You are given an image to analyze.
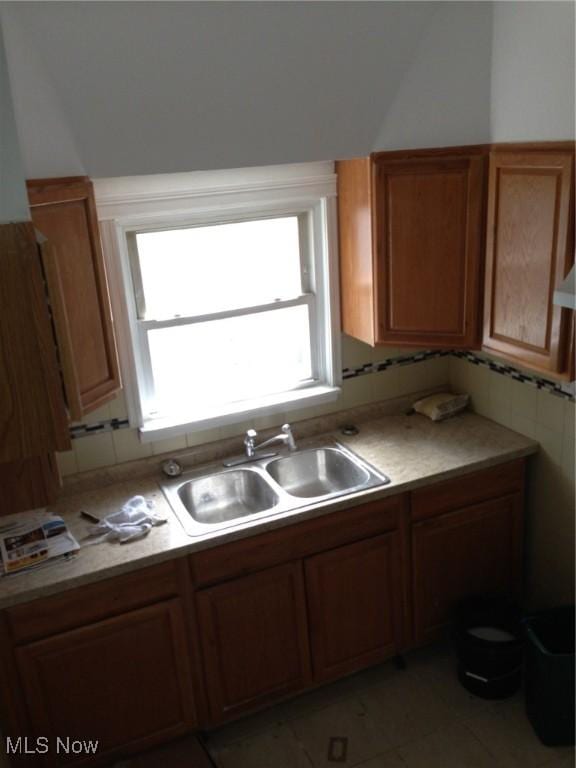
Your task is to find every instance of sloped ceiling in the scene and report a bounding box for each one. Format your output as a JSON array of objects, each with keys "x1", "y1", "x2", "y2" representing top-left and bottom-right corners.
[{"x1": 1, "y1": 1, "x2": 438, "y2": 177}]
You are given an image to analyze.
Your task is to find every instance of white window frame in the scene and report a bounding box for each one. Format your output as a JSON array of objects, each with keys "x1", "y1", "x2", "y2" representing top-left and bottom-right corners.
[{"x1": 96, "y1": 162, "x2": 341, "y2": 442}]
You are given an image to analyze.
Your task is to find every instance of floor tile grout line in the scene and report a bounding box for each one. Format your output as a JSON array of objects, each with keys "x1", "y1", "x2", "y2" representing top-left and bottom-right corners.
[{"x1": 283, "y1": 718, "x2": 316, "y2": 768}]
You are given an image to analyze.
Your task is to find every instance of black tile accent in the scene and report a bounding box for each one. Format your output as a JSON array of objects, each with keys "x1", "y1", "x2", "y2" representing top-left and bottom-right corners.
[{"x1": 70, "y1": 418, "x2": 130, "y2": 439}]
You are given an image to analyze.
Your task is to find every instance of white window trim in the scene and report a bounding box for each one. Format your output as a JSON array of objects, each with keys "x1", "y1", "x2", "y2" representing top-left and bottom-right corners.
[{"x1": 96, "y1": 162, "x2": 341, "y2": 443}]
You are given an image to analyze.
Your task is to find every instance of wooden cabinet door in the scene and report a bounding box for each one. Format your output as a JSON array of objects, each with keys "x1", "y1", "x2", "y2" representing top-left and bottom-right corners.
[
  {"x1": 0, "y1": 223, "x2": 69, "y2": 464},
  {"x1": 412, "y1": 494, "x2": 523, "y2": 646},
  {"x1": 0, "y1": 454, "x2": 61, "y2": 516},
  {"x1": 16, "y1": 599, "x2": 197, "y2": 766},
  {"x1": 27, "y1": 177, "x2": 121, "y2": 419},
  {"x1": 373, "y1": 152, "x2": 485, "y2": 348},
  {"x1": 305, "y1": 533, "x2": 402, "y2": 683},
  {"x1": 483, "y1": 149, "x2": 574, "y2": 375},
  {"x1": 196, "y1": 562, "x2": 311, "y2": 723}
]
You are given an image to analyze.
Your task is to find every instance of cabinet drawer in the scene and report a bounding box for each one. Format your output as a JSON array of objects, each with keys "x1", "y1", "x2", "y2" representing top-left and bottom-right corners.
[
  {"x1": 410, "y1": 459, "x2": 525, "y2": 522},
  {"x1": 6, "y1": 560, "x2": 183, "y2": 644},
  {"x1": 191, "y1": 495, "x2": 405, "y2": 587}
]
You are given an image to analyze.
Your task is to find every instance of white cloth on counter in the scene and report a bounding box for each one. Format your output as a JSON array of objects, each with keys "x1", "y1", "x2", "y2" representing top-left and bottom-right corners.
[{"x1": 87, "y1": 496, "x2": 167, "y2": 544}]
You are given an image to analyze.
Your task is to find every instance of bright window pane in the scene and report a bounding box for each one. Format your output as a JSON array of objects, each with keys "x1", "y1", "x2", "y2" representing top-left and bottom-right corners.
[
  {"x1": 136, "y1": 217, "x2": 302, "y2": 319},
  {"x1": 147, "y1": 305, "x2": 312, "y2": 417}
]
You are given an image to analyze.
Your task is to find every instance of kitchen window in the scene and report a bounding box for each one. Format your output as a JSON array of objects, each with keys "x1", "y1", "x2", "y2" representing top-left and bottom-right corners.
[{"x1": 96, "y1": 163, "x2": 340, "y2": 441}]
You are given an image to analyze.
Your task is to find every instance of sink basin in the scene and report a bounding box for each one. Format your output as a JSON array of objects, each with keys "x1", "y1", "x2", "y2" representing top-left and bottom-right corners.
[
  {"x1": 161, "y1": 443, "x2": 389, "y2": 536},
  {"x1": 177, "y1": 469, "x2": 278, "y2": 525},
  {"x1": 265, "y1": 447, "x2": 371, "y2": 498}
]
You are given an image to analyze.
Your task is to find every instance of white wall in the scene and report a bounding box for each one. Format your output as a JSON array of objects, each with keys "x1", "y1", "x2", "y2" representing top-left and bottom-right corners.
[
  {"x1": 0, "y1": 24, "x2": 29, "y2": 223},
  {"x1": 373, "y1": 3, "x2": 493, "y2": 150},
  {"x1": 491, "y1": 1, "x2": 575, "y2": 141},
  {"x1": 0, "y1": 2, "x2": 435, "y2": 178},
  {"x1": 0, "y1": 11, "x2": 85, "y2": 179}
]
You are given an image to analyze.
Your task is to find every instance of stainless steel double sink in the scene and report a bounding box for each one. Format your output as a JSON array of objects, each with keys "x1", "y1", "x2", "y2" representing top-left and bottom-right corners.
[{"x1": 161, "y1": 444, "x2": 390, "y2": 536}]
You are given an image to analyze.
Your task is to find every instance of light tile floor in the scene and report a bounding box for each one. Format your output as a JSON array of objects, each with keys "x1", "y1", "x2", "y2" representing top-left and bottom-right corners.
[{"x1": 204, "y1": 643, "x2": 574, "y2": 768}]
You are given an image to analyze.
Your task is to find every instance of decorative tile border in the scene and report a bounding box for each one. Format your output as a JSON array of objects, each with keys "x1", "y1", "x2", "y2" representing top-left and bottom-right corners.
[
  {"x1": 342, "y1": 349, "x2": 450, "y2": 380},
  {"x1": 452, "y1": 350, "x2": 575, "y2": 402},
  {"x1": 69, "y1": 347, "x2": 573, "y2": 439},
  {"x1": 70, "y1": 418, "x2": 130, "y2": 439}
]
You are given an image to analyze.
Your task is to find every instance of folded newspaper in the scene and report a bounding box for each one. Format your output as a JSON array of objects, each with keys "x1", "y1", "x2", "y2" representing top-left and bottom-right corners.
[{"x1": 0, "y1": 513, "x2": 80, "y2": 576}]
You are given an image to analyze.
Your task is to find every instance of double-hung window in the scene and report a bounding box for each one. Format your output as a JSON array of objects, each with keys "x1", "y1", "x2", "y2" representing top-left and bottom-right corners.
[{"x1": 96, "y1": 163, "x2": 340, "y2": 441}]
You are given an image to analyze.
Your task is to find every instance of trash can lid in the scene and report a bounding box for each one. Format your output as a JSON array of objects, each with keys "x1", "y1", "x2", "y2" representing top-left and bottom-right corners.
[{"x1": 467, "y1": 626, "x2": 518, "y2": 643}]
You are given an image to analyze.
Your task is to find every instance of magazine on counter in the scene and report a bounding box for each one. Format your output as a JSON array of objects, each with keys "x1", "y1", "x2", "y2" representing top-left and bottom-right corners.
[{"x1": 0, "y1": 513, "x2": 80, "y2": 576}]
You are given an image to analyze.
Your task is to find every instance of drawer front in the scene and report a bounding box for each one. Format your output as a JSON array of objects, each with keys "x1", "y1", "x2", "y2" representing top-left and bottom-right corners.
[
  {"x1": 191, "y1": 495, "x2": 406, "y2": 587},
  {"x1": 6, "y1": 560, "x2": 183, "y2": 644},
  {"x1": 410, "y1": 459, "x2": 525, "y2": 522}
]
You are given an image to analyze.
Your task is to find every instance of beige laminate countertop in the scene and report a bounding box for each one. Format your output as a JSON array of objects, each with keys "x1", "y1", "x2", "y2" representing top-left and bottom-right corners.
[{"x1": 0, "y1": 411, "x2": 538, "y2": 610}]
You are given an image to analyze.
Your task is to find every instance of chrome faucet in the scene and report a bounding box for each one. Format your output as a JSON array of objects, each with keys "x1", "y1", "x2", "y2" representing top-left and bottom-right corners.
[{"x1": 244, "y1": 423, "x2": 297, "y2": 457}]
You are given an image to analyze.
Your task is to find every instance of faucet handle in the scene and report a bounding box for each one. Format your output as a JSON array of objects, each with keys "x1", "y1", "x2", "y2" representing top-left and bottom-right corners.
[
  {"x1": 281, "y1": 423, "x2": 297, "y2": 451},
  {"x1": 246, "y1": 429, "x2": 258, "y2": 439}
]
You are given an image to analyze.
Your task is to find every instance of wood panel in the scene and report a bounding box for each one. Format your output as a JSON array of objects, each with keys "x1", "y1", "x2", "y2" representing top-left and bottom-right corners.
[
  {"x1": 196, "y1": 562, "x2": 311, "y2": 722},
  {"x1": 483, "y1": 149, "x2": 574, "y2": 375},
  {"x1": 374, "y1": 153, "x2": 485, "y2": 347},
  {"x1": 27, "y1": 177, "x2": 121, "y2": 419},
  {"x1": 6, "y1": 560, "x2": 182, "y2": 644},
  {"x1": 0, "y1": 222, "x2": 69, "y2": 464},
  {"x1": 412, "y1": 494, "x2": 523, "y2": 646},
  {"x1": 411, "y1": 459, "x2": 525, "y2": 522},
  {"x1": 305, "y1": 533, "x2": 401, "y2": 683},
  {"x1": 16, "y1": 599, "x2": 197, "y2": 767},
  {"x1": 190, "y1": 495, "x2": 404, "y2": 587},
  {"x1": 0, "y1": 454, "x2": 61, "y2": 516},
  {"x1": 337, "y1": 158, "x2": 376, "y2": 344}
]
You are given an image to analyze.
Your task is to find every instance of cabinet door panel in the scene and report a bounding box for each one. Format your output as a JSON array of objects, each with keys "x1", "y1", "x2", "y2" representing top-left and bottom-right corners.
[
  {"x1": 196, "y1": 563, "x2": 310, "y2": 722},
  {"x1": 483, "y1": 151, "x2": 574, "y2": 374},
  {"x1": 305, "y1": 533, "x2": 401, "y2": 683},
  {"x1": 17, "y1": 599, "x2": 196, "y2": 766},
  {"x1": 374, "y1": 154, "x2": 484, "y2": 347},
  {"x1": 412, "y1": 494, "x2": 523, "y2": 646},
  {"x1": 28, "y1": 177, "x2": 121, "y2": 419},
  {"x1": 0, "y1": 223, "x2": 69, "y2": 463}
]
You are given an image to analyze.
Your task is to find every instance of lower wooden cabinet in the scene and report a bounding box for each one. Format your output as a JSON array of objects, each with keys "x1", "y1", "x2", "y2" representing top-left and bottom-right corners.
[
  {"x1": 15, "y1": 599, "x2": 197, "y2": 767},
  {"x1": 0, "y1": 460, "x2": 527, "y2": 763},
  {"x1": 411, "y1": 494, "x2": 523, "y2": 646},
  {"x1": 196, "y1": 562, "x2": 311, "y2": 722},
  {"x1": 305, "y1": 533, "x2": 402, "y2": 682}
]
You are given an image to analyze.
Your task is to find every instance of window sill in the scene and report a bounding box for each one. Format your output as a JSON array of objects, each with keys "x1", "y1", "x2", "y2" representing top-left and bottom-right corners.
[{"x1": 138, "y1": 385, "x2": 341, "y2": 443}]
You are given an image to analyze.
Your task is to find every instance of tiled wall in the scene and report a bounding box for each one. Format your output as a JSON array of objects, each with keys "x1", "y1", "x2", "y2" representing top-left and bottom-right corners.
[
  {"x1": 55, "y1": 334, "x2": 450, "y2": 476},
  {"x1": 56, "y1": 335, "x2": 574, "y2": 608},
  {"x1": 450, "y1": 354, "x2": 575, "y2": 610}
]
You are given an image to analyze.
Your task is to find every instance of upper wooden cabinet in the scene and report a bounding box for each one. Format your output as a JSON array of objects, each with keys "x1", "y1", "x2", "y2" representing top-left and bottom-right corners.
[
  {"x1": 337, "y1": 147, "x2": 486, "y2": 348},
  {"x1": 27, "y1": 177, "x2": 121, "y2": 420},
  {"x1": 482, "y1": 147, "x2": 575, "y2": 377},
  {"x1": 0, "y1": 222, "x2": 69, "y2": 465}
]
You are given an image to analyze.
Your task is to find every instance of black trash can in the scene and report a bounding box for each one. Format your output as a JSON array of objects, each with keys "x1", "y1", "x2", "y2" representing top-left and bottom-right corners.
[
  {"x1": 525, "y1": 606, "x2": 575, "y2": 746},
  {"x1": 454, "y1": 596, "x2": 523, "y2": 699}
]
